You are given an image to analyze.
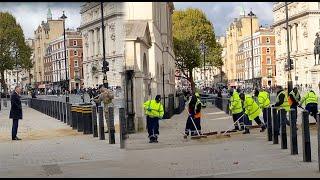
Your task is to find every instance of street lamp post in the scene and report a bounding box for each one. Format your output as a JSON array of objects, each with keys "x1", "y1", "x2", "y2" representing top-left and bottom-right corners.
[
  {"x1": 162, "y1": 45, "x2": 168, "y2": 118},
  {"x1": 60, "y1": 11, "x2": 69, "y2": 101},
  {"x1": 248, "y1": 10, "x2": 255, "y2": 89},
  {"x1": 101, "y1": 2, "x2": 108, "y2": 88},
  {"x1": 285, "y1": 2, "x2": 293, "y2": 93},
  {"x1": 200, "y1": 40, "x2": 207, "y2": 88}
]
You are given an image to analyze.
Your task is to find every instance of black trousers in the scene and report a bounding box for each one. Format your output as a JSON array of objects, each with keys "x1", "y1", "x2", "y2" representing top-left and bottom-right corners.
[
  {"x1": 262, "y1": 108, "x2": 268, "y2": 125},
  {"x1": 146, "y1": 116, "x2": 159, "y2": 139},
  {"x1": 232, "y1": 112, "x2": 244, "y2": 129},
  {"x1": 306, "y1": 103, "x2": 318, "y2": 122},
  {"x1": 12, "y1": 119, "x2": 19, "y2": 139},
  {"x1": 185, "y1": 116, "x2": 201, "y2": 136}
]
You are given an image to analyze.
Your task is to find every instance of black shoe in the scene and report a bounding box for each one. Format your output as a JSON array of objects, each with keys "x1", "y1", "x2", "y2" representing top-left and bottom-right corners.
[
  {"x1": 243, "y1": 129, "x2": 250, "y2": 134},
  {"x1": 149, "y1": 139, "x2": 154, "y2": 143},
  {"x1": 260, "y1": 125, "x2": 266, "y2": 132},
  {"x1": 12, "y1": 137, "x2": 21, "y2": 141},
  {"x1": 232, "y1": 127, "x2": 239, "y2": 131}
]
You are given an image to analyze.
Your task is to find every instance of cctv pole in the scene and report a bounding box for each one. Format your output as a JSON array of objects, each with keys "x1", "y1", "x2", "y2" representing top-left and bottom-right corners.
[
  {"x1": 101, "y1": 2, "x2": 108, "y2": 88},
  {"x1": 286, "y1": 2, "x2": 293, "y2": 93}
]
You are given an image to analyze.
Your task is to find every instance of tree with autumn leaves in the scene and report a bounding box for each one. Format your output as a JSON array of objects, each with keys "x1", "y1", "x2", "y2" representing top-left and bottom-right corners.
[
  {"x1": 173, "y1": 8, "x2": 223, "y2": 92},
  {"x1": 0, "y1": 12, "x2": 33, "y2": 94}
]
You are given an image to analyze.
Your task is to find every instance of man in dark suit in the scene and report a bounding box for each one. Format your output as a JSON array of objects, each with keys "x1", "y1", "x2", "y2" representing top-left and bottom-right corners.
[{"x1": 10, "y1": 86, "x2": 23, "y2": 140}]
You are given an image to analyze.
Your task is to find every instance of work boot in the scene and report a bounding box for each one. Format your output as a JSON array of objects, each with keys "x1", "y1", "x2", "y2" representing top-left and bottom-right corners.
[
  {"x1": 232, "y1": 126, "x2": 240, "y2": 131},
  {"x1": 260, "y1": 124, "x2": 266, "y2": 132},
  {"x1": 154, "y1": 137, "x2": 158, "y2": 143},
  {"x1": 242, "y1": 128, "x2": 250, "y2": 134}
]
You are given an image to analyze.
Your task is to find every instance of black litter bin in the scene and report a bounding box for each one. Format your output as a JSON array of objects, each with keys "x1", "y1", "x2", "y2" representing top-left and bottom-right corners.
[{"x1": 76, "y1": 106, "x2": 84, "y2": 132}]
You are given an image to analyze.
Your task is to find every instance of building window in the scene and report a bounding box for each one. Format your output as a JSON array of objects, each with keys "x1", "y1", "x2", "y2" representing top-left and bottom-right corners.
[
  {"x1": 74, "y1": 50, "x2": 77, "y2": 56},
  {"x1": 74, "y1": 60, "x2": 78, "y2": 67},
  {"x1": 266, "y1": 57, "x2": 271, "y2": 64},
  {"x1": 266, "y1": 48, "x2": 270, "y2": 54},
  {"x1": 73, "y1": 40, "x2": 77, "y2": 46},
  {"x1": 318, "y1": 2, "x2": 320, "y2": 9},
  {"x1": 266, "y1": 37, "x2": 270, "y2": 44}
]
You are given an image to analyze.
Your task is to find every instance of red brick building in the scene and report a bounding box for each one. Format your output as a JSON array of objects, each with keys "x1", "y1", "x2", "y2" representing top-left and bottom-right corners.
[{"x1": 45, "y1": 30, "x2": 84, "y2": 91}]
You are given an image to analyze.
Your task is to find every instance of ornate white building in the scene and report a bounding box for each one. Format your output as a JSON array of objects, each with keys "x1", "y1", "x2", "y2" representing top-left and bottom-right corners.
[
  {"x1": 124, "y1": 2, "x2": 175, "y2": 132},
  {"x1": 79, "y1": 2, "x2": 125, "y2": 89},
  {"x1": 273, "y1": 2, "x2": 320, "y2": 88}
]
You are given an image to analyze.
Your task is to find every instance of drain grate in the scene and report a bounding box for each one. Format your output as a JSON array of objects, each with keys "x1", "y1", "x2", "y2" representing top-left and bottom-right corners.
[{"x1": 42, "y1": 164, "x2": 63, "y2": 176}]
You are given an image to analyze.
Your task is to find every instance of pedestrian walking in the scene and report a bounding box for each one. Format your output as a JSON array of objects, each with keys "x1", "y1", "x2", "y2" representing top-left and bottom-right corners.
[
  {"x1": 9, "y1": 86, "x2": 23, "y2": 141},
  {"x1": 184, "y1": 93, "x2": 202, "y2": 138},
  {"x1": 299, "y1": 88, "x2": 318, "y2": 122},
  {"x1": 254, "y1": 88, "x2": 270, "y2": 125},
  {"x1": 239, "y1": 93, "x2": 266, "y2": 134},
  {"x1": 143, "y1": 95, "x2": 164, "y2": 143}
]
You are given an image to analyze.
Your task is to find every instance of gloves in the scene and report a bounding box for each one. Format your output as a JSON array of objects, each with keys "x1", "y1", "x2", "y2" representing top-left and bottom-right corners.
[{"x1": 147, "y1": 107, "x2": 152, "y2": 112}]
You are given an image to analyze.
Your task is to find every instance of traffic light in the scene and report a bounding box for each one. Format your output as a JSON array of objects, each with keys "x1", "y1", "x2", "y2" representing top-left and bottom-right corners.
[
  {"x1": 102, "y1": 60, "x2": 109, "y2": 73},
  {"x1": 289, "y1": 59, "x2": 294, "y2": 70},
  {"x1": 285, "y1": 59, "x2": 294, "y2": 71}
]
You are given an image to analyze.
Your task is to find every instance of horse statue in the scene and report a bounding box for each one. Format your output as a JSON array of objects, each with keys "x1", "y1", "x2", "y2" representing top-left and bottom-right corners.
[{"x1": 314, "y1": 32, "x2": 320, "y2": 65}]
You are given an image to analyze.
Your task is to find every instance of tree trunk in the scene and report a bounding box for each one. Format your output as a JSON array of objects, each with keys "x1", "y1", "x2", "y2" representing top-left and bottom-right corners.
[
  {"x1": 220, "y1": 67, "x2": 223, "y2": 82},
  {"x1": 188, "y1": 69, "x2": 195, "y2": 93},
  {"x1": 28, "y1": 69, "x2": 31, "y2": 84},
  {"x1": 0, "y1": 71, "x2": 8, "y2": 95}
]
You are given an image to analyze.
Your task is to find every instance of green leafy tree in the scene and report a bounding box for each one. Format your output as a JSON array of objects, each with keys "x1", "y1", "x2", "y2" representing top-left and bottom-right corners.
[
  {"x1": 0, "y1": 12, "x2": 32, "y2": 94},
  {"x1": 173, "y1": 8, "x2": 223, "y2": 92}
]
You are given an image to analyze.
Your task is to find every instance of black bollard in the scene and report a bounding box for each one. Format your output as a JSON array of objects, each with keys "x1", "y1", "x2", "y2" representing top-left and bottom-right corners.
[
  {"x1": 67, "y1": 103, "x2": 71, "y2": 126},
  {"x1": 82, "y1": 106, "x2": 92, "y2": 134},
  {"x1": 63, "y1": 102, "x2": 66, "y2": 123},
  {"x1": 119, "y1": 108, "x2": 126, "y2": 149},
  {"x1": 60, "y1": 102, "x2": 63, "y2": 122},
  {"x1": 290, "y1": 108, "x2": 298, "y2": 155},
  {"x1": 77, "y1": 106, "x2": 84, "y2": 132},
  {"x1": 318, "y1": 113, "x2": 320, "y2": 171},
  {"x1": 267, "y1": 107, "x2": 272, "y2": 141},
  {"x1": 71, "y1": 106, "x2": 78, "y2": 129},
  {"x1": 108, "y1": 106, "x2": 115, "y2": 144},
  {"x1": 272, "y1": 107, "x2": 279, "y2": 144},
  {"x1": 92, "y1": 105, "x2": 98, "y2": 137},
  {"x1": 98, "y1": 106, "x2": 105, "y2": 140},
  {"x1": 302, "y1": 111, "x2": 311, "y2": 162},
  {"x1": 280, "y1": 109, "x2": 287, "y2": 149}
]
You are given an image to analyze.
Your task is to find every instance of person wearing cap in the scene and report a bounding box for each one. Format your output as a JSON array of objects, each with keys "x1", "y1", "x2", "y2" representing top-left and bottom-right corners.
[
  {"x1": 143, "y1": 95, "x2": 164, "y2": 143},
  {"x1": 254, "y1": 88, "x2": 270, "y2": 125},
  {"x1": 299, "y1": 89, "x2": 318, "y2": 122},
  {"x1": 229, "y1": 88, "x2": 244, "y2": 131},
  {"x1": 289, "y1": 87, "x2": 301, "y2": 118},
  {"x1": 239, "y1": 93, "x2": 266, "y2": 134},
  {"x1": 184, "y1": 93, "x2": 202, "y2": 137}
]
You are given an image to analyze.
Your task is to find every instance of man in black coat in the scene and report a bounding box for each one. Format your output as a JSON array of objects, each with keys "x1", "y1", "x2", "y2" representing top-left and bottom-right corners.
[{"x1": 10, "y1": 86, "x2": 23, "y2": 140}]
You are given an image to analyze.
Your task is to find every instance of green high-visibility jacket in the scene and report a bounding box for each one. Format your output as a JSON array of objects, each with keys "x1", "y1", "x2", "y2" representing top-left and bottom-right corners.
[
  {"x1": 301, "y1": 91, "x2": 318, "y2": 106},
  {"x1": 289, "y1": 90, "x2": 301, "y2": 103},
  {"x1": 229, "y1": 91, "x2": 243, "y2": 114},
  {"x1": 143, "y1": 100, "x2": 164, "y2": 118},
  {"x1": 243, "y1": 95, "x2": 261, "y2": 121},
  {"x1": 276, "y1": 90, "x2": 290, "y2": 112},
  {"x1": 258, "y1": 91, "x2": 270, "y2": 109}
]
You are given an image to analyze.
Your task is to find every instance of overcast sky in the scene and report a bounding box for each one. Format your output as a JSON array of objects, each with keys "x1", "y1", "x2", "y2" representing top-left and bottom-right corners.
[
  {"x1": 174, "y1": 2, "x2": 274, "y2": 37},
  {"x1": 0, "y1": 2, "x2": 274, "y2": 39}
]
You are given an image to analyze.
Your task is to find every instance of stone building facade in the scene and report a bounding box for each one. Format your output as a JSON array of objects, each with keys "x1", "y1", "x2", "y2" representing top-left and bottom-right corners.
[
  {"x1": 33, "y1": 9, "x2": 64, "y2": 88},
  {"x1": 79, "y1": 2, "x2": 125, "y2": 89},
  {"x1": 225, "y1": 14, "x2": 259, "y2": 87},
  {"x1": 124, "y1": 2, "x2": 175, "y2": 132},
  {"x1": 273, "y1": 2, "x2": 320, "y2": 89}
]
